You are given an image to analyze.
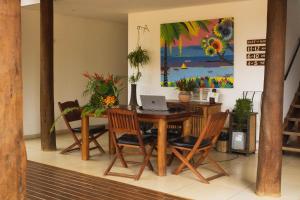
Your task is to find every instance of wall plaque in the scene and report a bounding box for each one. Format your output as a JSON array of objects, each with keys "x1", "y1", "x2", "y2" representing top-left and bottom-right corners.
[
  {"x1": 247, "y1": 39, "x2": 266, "y2": 45},
  {"x1": 246, "y1": 39, "x2": 266, "y2": 66}
]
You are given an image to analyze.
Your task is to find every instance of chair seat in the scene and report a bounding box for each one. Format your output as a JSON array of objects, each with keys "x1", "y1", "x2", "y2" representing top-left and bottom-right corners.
[
  {"x1": 117, "y1": 134, "x2": 153, "y2": 146},
  {"x1": 169, "y1": 136, "x2": 210, "y2": 149},
  {"x1": 72, "y1": 125, "x2": 107, "y2": 135},
  {"x1": 147, "y1": 128, "x2": 182, "y2": 141}
]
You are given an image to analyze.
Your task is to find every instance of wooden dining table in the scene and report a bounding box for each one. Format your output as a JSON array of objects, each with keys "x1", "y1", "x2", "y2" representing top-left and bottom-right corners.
[{"x1": 81, "y1": 107, "x2": 193, "y2": 176}]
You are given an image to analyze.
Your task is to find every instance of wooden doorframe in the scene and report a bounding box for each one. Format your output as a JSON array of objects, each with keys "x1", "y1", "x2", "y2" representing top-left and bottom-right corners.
[
  {"x1": 256, "y1": 0, "x2": 287, "y2": 196},
  {"x1": 0, "y1": 0, "x2": 27, "y2": 199},
  {"x1": 40, "y1": 0, "x2": 57, "y2": 151}
]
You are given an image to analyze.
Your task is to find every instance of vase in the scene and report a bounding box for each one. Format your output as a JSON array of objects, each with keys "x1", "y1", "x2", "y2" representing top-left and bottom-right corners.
[
  {"x1": 129, "y1": 84, "x2": 139, "y2": 107},
  {"x1": 178, "y1": 91, "x2": 191, "y2": 102}
]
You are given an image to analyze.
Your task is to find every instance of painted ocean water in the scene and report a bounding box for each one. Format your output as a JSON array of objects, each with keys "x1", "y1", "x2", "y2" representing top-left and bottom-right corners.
[
  {"x1": 161, "y1": 66, "x2": 233, "y2": 82},
  {"x1": 160, "y1": 46, "x2": 234, "y2": 82}
]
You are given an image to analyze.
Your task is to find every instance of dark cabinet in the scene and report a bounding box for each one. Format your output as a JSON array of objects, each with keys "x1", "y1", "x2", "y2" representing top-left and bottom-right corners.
[{"x1": 229, "y1": 112, "x2": 257, "y2": 155}]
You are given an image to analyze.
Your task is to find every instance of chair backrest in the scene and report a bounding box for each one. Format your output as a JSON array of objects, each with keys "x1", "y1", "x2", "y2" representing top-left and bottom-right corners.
[
  {"x1": 191, "y1": 106, "x2": 204, "y2": 136},
  {"x1": 107, "y1": 108, "x2": 143, "y2": 142},
  {"x1": 58, "y1": 100, "x2": 82, "y2": 131},
  {"x1": 193, "y1": 110, "x2": 229, "y2": 150}
]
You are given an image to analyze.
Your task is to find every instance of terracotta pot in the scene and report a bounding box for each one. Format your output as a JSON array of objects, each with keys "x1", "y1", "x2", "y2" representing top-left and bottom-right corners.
[{"x1": 178, "y1": 91, "x2": 191, "y2": 102}]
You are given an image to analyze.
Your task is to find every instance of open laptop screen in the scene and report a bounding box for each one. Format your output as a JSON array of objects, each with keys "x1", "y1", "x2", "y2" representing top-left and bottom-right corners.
[{"x1": 140, "y1": 95, "x2": 168, "y2": 111}]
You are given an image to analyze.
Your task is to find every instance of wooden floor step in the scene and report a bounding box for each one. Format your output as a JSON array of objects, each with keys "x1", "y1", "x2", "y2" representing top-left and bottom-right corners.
[
  {"x1": 283, "y1": 131, "x2": 300, "y2": 137},
  {"x1": 287, "y1": 118, "x2": 300, "y2": 122},
  {"x1": 282, "y1": 146, "x2": 300, "y2": 153},
  {"x1": 292, "y1": 104, "x2": 300, "y2": 108}
]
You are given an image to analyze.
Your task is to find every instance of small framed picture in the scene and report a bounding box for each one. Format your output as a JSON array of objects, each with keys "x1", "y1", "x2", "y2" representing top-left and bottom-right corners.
[{"x1": 207, "y1": 92, "x2": 219, "y2": 103}]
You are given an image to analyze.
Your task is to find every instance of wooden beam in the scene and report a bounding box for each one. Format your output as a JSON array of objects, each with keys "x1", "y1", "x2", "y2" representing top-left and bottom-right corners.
[
  {"x1": 40, "y1": 0, "x2": 56, "y2": 150},
  {"x1": 0, "y1": 0, "x2": 27, "y2": 199},
  {"x1": 256, "y1": 0, "x2": 287, "y2": 196}
]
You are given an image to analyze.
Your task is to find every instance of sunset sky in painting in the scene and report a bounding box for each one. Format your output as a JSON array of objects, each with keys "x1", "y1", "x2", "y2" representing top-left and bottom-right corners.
[{"x1": 172, "y1": 19, "x2": 219, "y2": 47}]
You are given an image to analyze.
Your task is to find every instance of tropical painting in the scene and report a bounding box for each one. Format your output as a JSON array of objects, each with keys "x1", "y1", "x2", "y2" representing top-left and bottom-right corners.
[{"x1": 160, "y1": 18, "x2": 234, "y2": 88}]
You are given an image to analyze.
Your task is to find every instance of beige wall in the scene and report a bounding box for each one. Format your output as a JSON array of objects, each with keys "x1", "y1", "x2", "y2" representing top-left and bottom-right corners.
[
  {"x1": 22, "y1": 9, "x2": 128, "y2": 136},
  {"x1": 128, "y1": 0, "x2": 267, "y2": 120}
]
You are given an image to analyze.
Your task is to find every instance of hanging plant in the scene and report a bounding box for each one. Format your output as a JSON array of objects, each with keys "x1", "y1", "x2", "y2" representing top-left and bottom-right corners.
[{"x1": 128, "y1": 26, "x2": 150, "y2": 84}]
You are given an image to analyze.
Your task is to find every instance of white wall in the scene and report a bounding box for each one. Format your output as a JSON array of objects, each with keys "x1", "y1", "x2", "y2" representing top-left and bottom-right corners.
[
  {"x1": 21, "y1": 0, "x2": 39, "y2": 6},
  {"x1": 128, "y1": 0, "x2": 267, "y2": 113},
  {"x1": 22, "y1": 9, "x2": 128, "y2": 136},
  {"x1": 284, "y1": 0, "x2": 300, "y2": 117}
]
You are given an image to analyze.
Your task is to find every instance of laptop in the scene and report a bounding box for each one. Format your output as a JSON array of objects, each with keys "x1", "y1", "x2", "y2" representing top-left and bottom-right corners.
[{"x1": 140, "y1": 95, "x2": 169, "y2": 111}]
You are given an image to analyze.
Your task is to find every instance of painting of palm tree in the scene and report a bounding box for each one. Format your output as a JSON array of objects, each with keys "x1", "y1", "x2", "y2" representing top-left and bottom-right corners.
[{"x1": 160, "y1": 18, "x2": 234, "y2": 88}]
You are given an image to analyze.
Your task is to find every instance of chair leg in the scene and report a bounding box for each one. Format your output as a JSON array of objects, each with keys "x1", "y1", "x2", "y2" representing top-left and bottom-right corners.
[
  {"x1": 116, "y1": 146, "x2": 128, "y2": 168},
  {"x1": 167, "y1": 153, "x2": 175, "y2": 166},
  {"x1": 135, "y1": 145, "x2": 154, "y2": 180},
  {"x1": 172, "y1": 148, "x2": 209, "y2": 184},
  {"x1": 60, "y1": 142, "x2": 81, "y2": 154},
  {"x1": 146, "y1": 145, "x2": 155, "y2": 171},
  {"x1": 173, "y1": 150, "x2": 194, "y2": 175},
  {"x1": 104, "y1": 154, "x2": 118, "y2": 176},
  {"x1": 207, "y1": 155, "x2": 229, "y2": 176},
  {"x1": 194, "y1": 150, "x2": 209, "y2": 168},
  {"x1": 91, "y1": 138, "x2": 105, "y2": 154}
]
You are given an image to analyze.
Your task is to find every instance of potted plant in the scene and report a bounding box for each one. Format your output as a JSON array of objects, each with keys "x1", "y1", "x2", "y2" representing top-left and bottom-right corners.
[
  {"x1": 176, "y1": 78, "x2": 197, "y2": 102},
  {"x1": 229, "y1": 98, "x2": 253, "y2": 151},
  {"x1": 81, "y1": 73, "x2": 123, "y2": 115},
  {"x1": 233, "y1": 98, "x2": 253, "y2": 131},
  {"x1": 51, "y1": 73, "x2": 123, "y2": 132},
  {"x1": 128, "y1": 46, "x2": 150, "y2": 107}
]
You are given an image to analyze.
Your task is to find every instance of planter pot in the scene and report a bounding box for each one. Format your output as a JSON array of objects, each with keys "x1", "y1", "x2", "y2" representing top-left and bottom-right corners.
[
  {"x1": 178, "y1": 91, "x2": 191, "y2": 102},
  {"x1": 129, "y1": 84, "x2": 139, "y2": 107}
]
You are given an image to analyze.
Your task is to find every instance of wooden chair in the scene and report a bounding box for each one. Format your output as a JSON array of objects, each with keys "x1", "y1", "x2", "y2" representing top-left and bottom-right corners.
[
  {"x1": 169, "y1": 110, "x2": 229, "y2": 184},
  {"x1": 167, "y1": 108, "x2": 204, "y2": 166},
  {"x1": 104, "y1": 108, "x2": 154, "y2": 180},
  {"x1": 58, "y1": 100, "x2": 107, "y2": 154}
]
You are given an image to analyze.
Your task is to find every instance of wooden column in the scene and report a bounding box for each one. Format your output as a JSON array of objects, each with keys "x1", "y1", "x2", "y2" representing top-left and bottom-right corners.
[
  {"x1": 256, "y1": 0, "x2": 287, "y2": 196},
  {"x1": 0, "y1": 0, "x2": 27, "y2": 199},
  {"x1": 40, "y1": 0, "x2": 56, "y2": 150}
]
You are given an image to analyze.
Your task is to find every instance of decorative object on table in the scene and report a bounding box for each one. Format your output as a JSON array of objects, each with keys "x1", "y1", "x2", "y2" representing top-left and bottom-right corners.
[
  {"x1": 208, "y1": 88, "x2": 219, "y2": 104},
  {"x1": 160, "y1": 18, "x2": 234, "y2": 88},
  {"x1": 199, "y1": 88, "x2": 211, "y2": 102},
  {"x1": 50, "y1": 73, "x2": 123, "y2": 132},
  {"x1": 128, "y1": 25, "x2": 150, "y2": 107},
  {"x1": 229, "y1": 97, "x2": 257, "y2": 155},
  {"x1": 175, "y1": 78, "x2": 197, "y2": 102}
]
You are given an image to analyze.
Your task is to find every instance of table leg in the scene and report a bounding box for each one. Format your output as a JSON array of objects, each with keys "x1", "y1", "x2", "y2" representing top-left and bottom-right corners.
[
  {"x1": 81, "y1": 115, "x2": 90, "y2": 160},
  {"x1": 157, "y1": 119, "x2": 167, "y2": 176},
  {"x1": 183, "y1": 117, "x2": 192, "y2": 137}
]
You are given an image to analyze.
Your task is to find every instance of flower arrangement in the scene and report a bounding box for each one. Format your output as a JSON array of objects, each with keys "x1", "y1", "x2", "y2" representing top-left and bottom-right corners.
[
  {"x1": 50, "y1": 73, "x2": 123, "y2": 132},
  {"x1": 82, "y1": 72, "x2": 123, "y2": 116},
  {"x1": 175, "y1": 78, "x2": 197, "y2": 92}
]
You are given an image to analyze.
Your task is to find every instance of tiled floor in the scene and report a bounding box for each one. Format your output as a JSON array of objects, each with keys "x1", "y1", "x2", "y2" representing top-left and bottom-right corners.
[{"x1": 26, "y1": 133, "x2": 300, "y2": 200}]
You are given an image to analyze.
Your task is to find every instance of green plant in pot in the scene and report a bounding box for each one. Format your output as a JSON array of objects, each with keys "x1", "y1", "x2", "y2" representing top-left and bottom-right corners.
[
  {"x1": 233, "y1": 98, "x2": 253, "y2": 131},
  {"x1": 176, "y1": 78, "x2": 197, "y2": 102},
  {"x1": 128, "y1": 45, "x2": 150, "y2": 107}
]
